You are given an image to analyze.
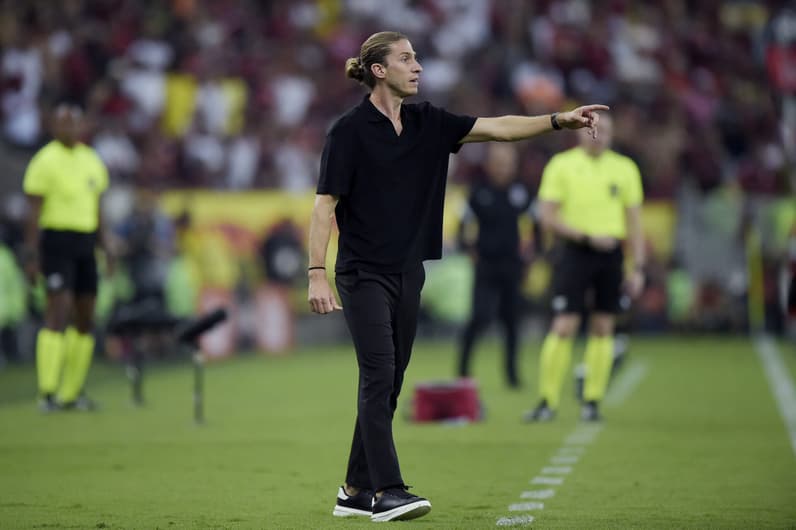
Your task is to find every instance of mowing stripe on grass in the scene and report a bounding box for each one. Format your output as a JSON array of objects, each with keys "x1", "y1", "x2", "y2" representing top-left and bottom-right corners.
[{"x1": 754, "y1": 335, "x2": 796, "y2": 458}]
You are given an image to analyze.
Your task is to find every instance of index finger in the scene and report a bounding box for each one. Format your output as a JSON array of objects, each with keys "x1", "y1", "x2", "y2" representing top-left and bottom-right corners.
[{"x1": 580, "y1": 104, "x2": 610, "y2": 112}]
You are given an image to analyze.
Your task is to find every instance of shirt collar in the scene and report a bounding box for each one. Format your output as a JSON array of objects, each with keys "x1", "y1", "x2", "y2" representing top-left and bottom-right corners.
[{"x1": 360, "y1": 94, "x2": 405, "y2": 123}]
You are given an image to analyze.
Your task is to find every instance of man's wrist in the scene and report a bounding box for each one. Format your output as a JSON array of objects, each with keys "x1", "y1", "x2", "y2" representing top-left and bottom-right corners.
[{"x1": 550, "y1": 112, "x2": 562, "y2": 130}]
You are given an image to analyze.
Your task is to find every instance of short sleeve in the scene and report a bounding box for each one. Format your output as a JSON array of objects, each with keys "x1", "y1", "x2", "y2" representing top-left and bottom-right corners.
[
  {"x1": 22, "y1": 150, "x2": 50, "y2": 196},
  {"x1": 317, "y1": 129, "x2": 355, "y2": 196},
  {"x1": 439, "y1": 107, "x2": 476, "y2": 154},
  {"x1": 538, "y1": 156, "x2": 565, "y2": 202},
  {"x1": 622, "y1": 159, "x2": 643, "y2": 206}
]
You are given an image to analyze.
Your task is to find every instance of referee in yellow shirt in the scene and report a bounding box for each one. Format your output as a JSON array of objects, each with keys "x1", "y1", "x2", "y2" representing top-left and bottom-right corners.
[
  {"x1": 22, "y1": 104, "x2": 112, "y2": 411},
  {"x1": 525, "y1": 113, "x2": 644, "y2": 422}
]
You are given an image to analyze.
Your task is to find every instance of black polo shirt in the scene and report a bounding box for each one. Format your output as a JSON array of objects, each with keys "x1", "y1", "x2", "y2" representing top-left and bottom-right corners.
[
  {"x1": 468, "y1": 180, "x2": 532, "y2": 262},
  {"x1": 317, "y1": 95, "x2": 476, "y2": 273}
]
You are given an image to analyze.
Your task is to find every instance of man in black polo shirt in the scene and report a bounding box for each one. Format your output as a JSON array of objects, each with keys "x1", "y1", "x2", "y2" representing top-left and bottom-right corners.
[
  {"x1": 458, "y1": 143, "x2": 531, "y2": 388},
  {"x1": 308, "y1": 30, "x2": 607, "y2": 522}
]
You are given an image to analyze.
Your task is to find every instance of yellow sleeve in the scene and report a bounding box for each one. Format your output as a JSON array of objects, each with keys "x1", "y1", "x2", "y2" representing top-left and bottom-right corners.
[
  {"x1": 538, "y1": 156, "x2": 564, "y2": 202},
  {"x1": 623, "y1": 159, "x2": 643, "y2": 206},
  {"x1": 22, "y1": 149, "x2": 50, "y2": 196}
]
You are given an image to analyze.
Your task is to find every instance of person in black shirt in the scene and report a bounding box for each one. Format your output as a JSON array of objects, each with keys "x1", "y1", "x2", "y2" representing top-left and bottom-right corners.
[
  {"x1": 458, "y1": 143, "x2": 531, "y2": 388},
  {"x1": 307, "y1": 31, "x2": 607, "y2": 522}
]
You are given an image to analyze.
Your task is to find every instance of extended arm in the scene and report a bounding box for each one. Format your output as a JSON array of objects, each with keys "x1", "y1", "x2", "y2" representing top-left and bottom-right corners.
[
  {"x1": 307, "y1": 194, "x2": 342, "y2": 314},
  {"x1": 461, "y1": 104, "x2": 609, "y2": 143}
]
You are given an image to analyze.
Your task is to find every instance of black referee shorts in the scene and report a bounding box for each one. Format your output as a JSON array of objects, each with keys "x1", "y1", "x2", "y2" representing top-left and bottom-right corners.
[
  {"x1": 550, "y1": 241, "x2": 623, "y2": 314},
  {"x1": 40, "y1": 229, "x2": 99, "y2": 295}
]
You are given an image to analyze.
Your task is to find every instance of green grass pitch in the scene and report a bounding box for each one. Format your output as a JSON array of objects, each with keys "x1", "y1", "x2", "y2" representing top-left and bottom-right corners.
[{"x1": 0, "y1": 336, "x2": 795, "y2": 529}]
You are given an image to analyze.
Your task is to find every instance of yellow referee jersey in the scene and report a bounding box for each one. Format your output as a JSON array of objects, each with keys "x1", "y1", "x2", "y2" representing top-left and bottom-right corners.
[
  {"x1": 538, "y1": 146, "x2": 643, "y2": 239},
  {"x1": 23, "y1": 141, "x2": 109, "y2": 233}
]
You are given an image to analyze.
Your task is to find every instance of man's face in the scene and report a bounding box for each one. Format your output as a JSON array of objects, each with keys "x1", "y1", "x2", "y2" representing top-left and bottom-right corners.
[
  {"x1": 380, "y1": 39, "x2": 422, "y2": 97},
  {"x1": 578, "y1": 113, "x2": 612, "y2": 155},
  {"x1": 486, "y1": 143, "x2": 518, "y2": 187},
  {"x1": 52, "y1": 104, "x2": 83, "y2": 145}
]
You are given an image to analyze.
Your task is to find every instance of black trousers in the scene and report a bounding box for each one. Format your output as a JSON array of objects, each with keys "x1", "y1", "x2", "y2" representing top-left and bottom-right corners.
[
  {"x1": 458, "y1": 259, "x2": 522, "y2": 386},
  {"x1": 335, "y1": 264, "x2": 425, "y2": 492}
]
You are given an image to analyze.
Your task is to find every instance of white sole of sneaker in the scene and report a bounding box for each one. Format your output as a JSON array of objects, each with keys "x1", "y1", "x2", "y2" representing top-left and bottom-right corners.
[
  {"x1": 332, "y1": 505, "x2": 371, "y2": 517},
  {"x1": 371, "y1": 500, "x2": 431, "y2": 522}
]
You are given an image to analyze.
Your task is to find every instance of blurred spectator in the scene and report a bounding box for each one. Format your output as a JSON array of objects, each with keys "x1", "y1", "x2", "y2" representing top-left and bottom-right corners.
[
  {"x1": 258, "y1": 219, "x2": 305, "y2": 286},
  {"x1": 93, "y1": 116, "x2": 140, "y2": 182},
  {"x1": 0, "y1": 0, "x2": 792, "y2": 338},
  {"x1": 0, "y1": 0, "x2": 785, "y2": 195},
  {"x1": 1, "y1": 15, "x2": 44, "y2": 147},
  {"x1": 115, "y1": 189, "x2": 174, "y2": 305}
]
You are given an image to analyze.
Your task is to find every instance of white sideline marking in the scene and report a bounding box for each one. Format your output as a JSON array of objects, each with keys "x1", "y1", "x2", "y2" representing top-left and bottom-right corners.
[
  {"x1": 754, "y1": 336, "x2": 796, "y2": 458},
  {"x1": 531, "y1": 476, "x2": 563, "y2": 485},
  {"x1": 564, "y1": 433, "x2": 598, "y2": 445},
  {"x1": 496, "y1": 515, "x2": 534, "y2": 526},
  {"x1": 520, "y1": 489, "x2": 555, "y2": 500},
  {"x1": 550, "y1": 455, "x2": 579, "y2": 464},
  {"x1": 604, "y1": 361, "x2": 649, "y2": 407},
  {"x1": 508, "y1": 502, "x2": 544, "y2": 511},
  {"x1": 541, "y1": 466, "x2": 572, "y2": 475},
  {"x1": 498, "y1": 360, "x2": 650, "y2": 526},
  {"x1": 556, "y1": 446, "x2": 586, "y2": 455}
]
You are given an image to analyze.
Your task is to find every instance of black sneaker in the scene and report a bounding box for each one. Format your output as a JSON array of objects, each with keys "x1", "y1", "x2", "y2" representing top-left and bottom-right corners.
[
  {"x1": 38, "y1": 394, "x2": 59, "y2": 413},
  {"x1": 371, "y1": 487, "x2": 431, "y2": 522},
  {"x1": 523, "y1": 400, "x2": 556, "y2": 422},
  {"x1": 580, "y1": 400, "x2": 601, "y2": 422},
  {"x1": 332, "y1": 486, "x2": 373, "y2": 517}
]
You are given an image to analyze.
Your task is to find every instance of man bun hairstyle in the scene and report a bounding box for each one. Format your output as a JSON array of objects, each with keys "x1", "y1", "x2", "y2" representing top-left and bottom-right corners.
[
  {"x1": 344, "y1": 31, "x2": 408, "y2": 89},
  {"x1": 345, "y1": 57, "x2": 366, "y2": 83}
]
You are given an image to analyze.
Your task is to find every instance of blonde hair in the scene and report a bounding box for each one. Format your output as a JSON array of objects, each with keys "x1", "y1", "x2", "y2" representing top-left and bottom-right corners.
[{"x1": 345, "y1": 31, "x2": 408, "y2": 88}]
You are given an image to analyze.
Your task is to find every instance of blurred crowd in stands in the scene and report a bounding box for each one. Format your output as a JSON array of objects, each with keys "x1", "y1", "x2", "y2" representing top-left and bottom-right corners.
[
  {"x1": 1, "y1": 0, "x2": 793, "y2": 193},
  {"x1": 0, "y1": 0, "x2": 794, "y2": 361}
]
